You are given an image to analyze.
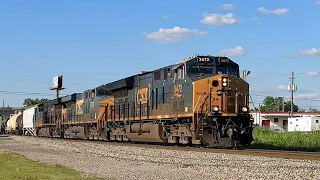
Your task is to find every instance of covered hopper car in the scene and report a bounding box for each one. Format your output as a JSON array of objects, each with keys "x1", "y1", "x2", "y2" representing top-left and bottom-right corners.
[
  {"x1": 5, "y1": 113, "x2": 23, "y2": 135},
  {"x1": 30, "y1": 55, "x2": 253, "y2": 148}
]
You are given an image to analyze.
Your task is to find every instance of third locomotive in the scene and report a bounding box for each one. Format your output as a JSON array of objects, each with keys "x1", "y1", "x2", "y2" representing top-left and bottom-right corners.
[{"x1": 33, "y1": 55, "x2": 254, "y2": 148}]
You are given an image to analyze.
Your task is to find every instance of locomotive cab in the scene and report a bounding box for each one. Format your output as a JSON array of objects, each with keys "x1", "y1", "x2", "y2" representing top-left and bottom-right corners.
[{"x1": 185, "y1": 55, "x2": 253, "y2": 147}]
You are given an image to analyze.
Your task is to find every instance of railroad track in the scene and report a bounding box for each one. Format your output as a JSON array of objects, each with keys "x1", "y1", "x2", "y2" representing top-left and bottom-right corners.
[{"x1": 27, "y1": 135, "x2": 320, "y2": 161}]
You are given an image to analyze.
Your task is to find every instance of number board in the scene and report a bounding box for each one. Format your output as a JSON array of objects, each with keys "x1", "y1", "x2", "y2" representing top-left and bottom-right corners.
[
  {"x1": 197, "y1": 57, "x2": 212, "y2": 63},
  {"x1": 218, "y1": 58, "x2": 230, "y2": 63}
]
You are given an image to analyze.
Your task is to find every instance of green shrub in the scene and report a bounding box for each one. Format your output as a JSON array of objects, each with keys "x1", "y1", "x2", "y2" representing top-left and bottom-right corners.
[{"x1": 250, "y1": 127, "x2": 320, "y2": 152}]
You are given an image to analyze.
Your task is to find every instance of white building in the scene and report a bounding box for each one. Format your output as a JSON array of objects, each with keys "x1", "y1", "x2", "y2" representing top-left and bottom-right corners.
[
  {"x1": 250, "y1": 111, "x2": 320, "y2": 132},
  {"x1": 288, "y1": 115, "x2": 320, "y2": 132}
]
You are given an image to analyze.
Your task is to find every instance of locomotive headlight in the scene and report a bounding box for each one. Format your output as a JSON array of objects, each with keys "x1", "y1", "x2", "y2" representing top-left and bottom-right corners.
[
  {"x1": 222, "y1": 78, "x2": 228, "y2": 87},
  {"x1": 242, "y1": 106, "x2": 248, "y2": 112},
  {"x1": 212, "y1": 106, "x2": 219, "y2": 111}
]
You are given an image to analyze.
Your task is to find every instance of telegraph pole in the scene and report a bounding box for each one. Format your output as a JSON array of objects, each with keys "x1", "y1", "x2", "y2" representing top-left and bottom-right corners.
[
  {"x1": 2, "y1": 99, "x2": 4, "y2": 120},
  {"x1": 282, "y1": 95, "x2": 285, "y2": 112},
  {"x1": 288, "y1": 71, "x2": 297, "y2": 117}
]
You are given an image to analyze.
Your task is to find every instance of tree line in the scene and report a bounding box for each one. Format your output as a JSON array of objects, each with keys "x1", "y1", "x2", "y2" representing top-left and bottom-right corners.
[
  {"x1": 23, "y1": 98, "x2": 49, "y2": 108},
  {"x1": 252, "y1": 96, "x2": 319, "y2": 112}
]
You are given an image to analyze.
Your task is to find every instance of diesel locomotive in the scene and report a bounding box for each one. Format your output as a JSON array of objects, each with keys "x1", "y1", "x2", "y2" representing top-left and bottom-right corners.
[{"x1": 34, "y1": 55, "x2": 254, "y2": 148}]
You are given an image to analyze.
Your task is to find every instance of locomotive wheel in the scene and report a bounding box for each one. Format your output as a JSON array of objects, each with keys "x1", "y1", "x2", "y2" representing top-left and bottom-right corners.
[{"x1": 202, "y1": 127, "x2": 236, "y2": 148}]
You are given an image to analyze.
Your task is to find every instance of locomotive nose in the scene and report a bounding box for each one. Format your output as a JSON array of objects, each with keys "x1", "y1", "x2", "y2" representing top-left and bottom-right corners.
[{"x1": 208, "y1": 75, "x2": 250, "y2": 115}]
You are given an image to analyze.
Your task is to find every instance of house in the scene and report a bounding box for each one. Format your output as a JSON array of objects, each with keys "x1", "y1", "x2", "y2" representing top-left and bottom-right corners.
[{"x1": 250, "y1": 111, "x2": 320, "y2": 132}]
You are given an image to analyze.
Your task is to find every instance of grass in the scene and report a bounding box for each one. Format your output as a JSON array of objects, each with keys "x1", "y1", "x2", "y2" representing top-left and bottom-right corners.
[
  {"x1": 0, "y1": 152, "x2": 103, "y2": 180},
  {"x1": 249, "y1": 127, "x2": 320, "y2": 152}
]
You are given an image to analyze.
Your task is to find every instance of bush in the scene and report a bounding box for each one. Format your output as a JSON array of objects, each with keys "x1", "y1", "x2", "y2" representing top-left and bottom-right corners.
[{"x1": 250, "y1": 127, "x2": 320, "y2": 152}]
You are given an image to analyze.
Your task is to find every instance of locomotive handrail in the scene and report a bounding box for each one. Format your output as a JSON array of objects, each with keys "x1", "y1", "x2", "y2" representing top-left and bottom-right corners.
[
  {"x1": 194, "y1": 94, "x2": 202, "y2": 113},
  {"x1": 194, "y1": 94, "x2": 209, "y2": 140},
  {"x1": 194, "y1": 94, "x2": 205, "y2": 129}
]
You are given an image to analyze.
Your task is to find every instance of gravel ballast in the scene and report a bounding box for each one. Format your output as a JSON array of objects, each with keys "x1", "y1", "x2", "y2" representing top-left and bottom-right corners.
[{"x1": 0, "y1": 135, "x2": 319, "y2": 180}]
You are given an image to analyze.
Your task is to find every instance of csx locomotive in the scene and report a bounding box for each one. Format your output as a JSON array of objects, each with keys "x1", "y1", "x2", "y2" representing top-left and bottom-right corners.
[{"x1": 33, "y1": 55, "x2": 253, "y2": 148}]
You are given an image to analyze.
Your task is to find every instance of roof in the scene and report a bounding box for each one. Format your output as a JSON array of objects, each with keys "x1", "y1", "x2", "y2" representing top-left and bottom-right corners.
[
  {"x1": 250, "y1": 111, "x2": 320, "y2": 116},
  {"x1": 104, "y1": 75, "x2": 135, "y2": 92}
]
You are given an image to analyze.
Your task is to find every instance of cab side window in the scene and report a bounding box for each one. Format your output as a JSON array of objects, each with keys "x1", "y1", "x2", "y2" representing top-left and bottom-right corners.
[{"x1": 174, "y1": 66, "x2": 184, "y2": 80}]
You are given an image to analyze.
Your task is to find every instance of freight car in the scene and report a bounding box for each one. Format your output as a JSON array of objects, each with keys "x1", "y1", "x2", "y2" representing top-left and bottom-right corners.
[
  {"x1": 22, "y1": 105, "x2": 38, "y2": 136},
  {"x1": 5, "y1": 113, "x2": 23, "y2": 135},
  {"x1": 34, "y1": 55, "x2": 254, "y2": 148}
]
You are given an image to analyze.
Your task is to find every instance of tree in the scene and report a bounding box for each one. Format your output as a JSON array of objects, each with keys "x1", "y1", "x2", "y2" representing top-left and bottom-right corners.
[
  {"x1": 298, "y1": 108, "x2": 306, "y2": 112},
  {"x1": 283, "y1": 100, "x2": 299, "y2": 112},
  {"x1": 259, "y1": 96, "x2": 285, "y2": 112},
  {"x1": 308, "y1": 108, "x2": 319, "y2": 112},
  {"x1": 23, "y1": 98, "x2": 49, "y2": 108},
  {"x1": 259, "y1": 96, "x2": 299, "y2": 112}
]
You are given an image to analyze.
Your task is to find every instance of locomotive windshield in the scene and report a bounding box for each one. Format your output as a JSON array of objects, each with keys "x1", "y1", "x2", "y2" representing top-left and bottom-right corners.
[
  {"x1": 187, "y1": 65, "x2": 214, "y2": 74},
  {"x1": 217, "y1": 66, "x2": 238, "y2": 76}
]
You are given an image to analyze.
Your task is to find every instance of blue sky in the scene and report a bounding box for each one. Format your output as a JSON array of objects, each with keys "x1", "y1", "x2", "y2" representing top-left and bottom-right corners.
[{"x1": 0, "y1": 0, "x2": 319, "y2": 110}]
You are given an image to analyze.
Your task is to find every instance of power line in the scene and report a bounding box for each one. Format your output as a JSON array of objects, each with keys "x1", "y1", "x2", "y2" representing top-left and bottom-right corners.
[{"x1": 0, "y1": 90, "x2": 62, "y2": 96}]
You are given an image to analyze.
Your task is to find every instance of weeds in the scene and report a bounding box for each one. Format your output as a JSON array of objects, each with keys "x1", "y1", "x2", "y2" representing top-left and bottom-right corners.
[{"x1": 250, "y1": 127, "x2": 320, "y2": 152}]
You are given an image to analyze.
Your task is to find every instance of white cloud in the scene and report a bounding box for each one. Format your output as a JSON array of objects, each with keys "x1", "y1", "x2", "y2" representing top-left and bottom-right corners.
[
  {"x1": 257, "y1": 7, "x2": 290, "y2": 15},
  {"x1": 277, "y1": 85, "x2": 287, "y2": 91},
  {"x1": 200, "y1": 13, "x2": 238, "y2": 26},
  {"x1": 316, "y1": 0, "x2": 320, "y2": 5},
  {"x1": 307, "y1": 72, "x2": 319, "y2": 76},
  {"x1": 295, "y1": 93, "x2": 318, "y2": 100},
  {"x1": 145, "y1": 26, "x2": 207, "y2": 44},
  {"x1": 219, "y1": 46, "x2": 245, "y2": 56},
  {"x1": 286, "y1": 48, "x2": 320, "y2": 58},
  {"x1": 221, "y1": 4, "x2": 235, "y2": 10},
  {"x1": 298, "y1": 48, "x2": 320, "y2": 56}
]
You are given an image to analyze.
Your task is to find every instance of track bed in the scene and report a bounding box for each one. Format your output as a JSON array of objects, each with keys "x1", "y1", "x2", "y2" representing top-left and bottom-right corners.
[{"x1": 1, "y1": 135, "x2": 319, "y2": 180}]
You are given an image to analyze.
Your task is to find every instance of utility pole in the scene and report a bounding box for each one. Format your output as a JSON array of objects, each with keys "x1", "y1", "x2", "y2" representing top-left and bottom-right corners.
[
  {"x1": 258, "y1": 103, "x2": 261, "y2": 126},
  {"x1": 277, "y1": 97, "x2": 281, "y2": 112},
  {"x1": 288, "y1": 71, "x2": 297, "y2": 117},
  {"x1": 2, "y1": 99, "x2": 4, "y2": 120},
  {"x1": 282, "y1": 95, "x2": 285, "y2": 112}
]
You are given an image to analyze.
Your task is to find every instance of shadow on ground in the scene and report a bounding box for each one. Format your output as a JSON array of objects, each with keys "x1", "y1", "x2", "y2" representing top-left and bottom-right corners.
[
  {"x1": 0, "y1": 134, "x2": 13, "y2": 140},
  {"x1": 246, "y1": 143, "x2": 320, "y2": 152}
]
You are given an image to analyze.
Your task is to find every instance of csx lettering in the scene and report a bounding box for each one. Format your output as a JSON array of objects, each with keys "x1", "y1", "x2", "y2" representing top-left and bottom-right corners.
[
  {"x1": 198, "y1": 57, "x2": 210, "y2": 62},
  {"x1": 136, "y1": 88, "x2": 148, "y2": 104},
  {"x1": 174, "y1": 84, "x2": 183, "y2": 93},
  {"x1": 76, "y1": 100, "x2": 84, "y2": 115}
]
